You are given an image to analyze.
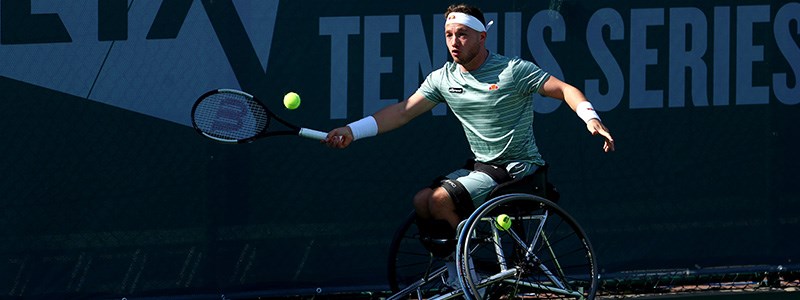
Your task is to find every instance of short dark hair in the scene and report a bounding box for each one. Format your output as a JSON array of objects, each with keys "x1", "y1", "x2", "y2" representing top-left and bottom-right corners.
[{"x1": 444, "y1": 3, "x2": 486, "y2": 26}]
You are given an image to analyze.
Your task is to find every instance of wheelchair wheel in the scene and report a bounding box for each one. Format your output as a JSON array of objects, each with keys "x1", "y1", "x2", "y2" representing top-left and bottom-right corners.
[
  {"x1": 456, "y1": 194, "x2": 598, "y2": 300},
  {"x1": 387, "y1": 211, "x2": 451, "y2": 298}
]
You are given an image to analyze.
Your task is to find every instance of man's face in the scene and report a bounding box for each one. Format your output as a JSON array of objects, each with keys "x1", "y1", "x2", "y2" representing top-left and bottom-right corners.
[{"x1": 445, "y1": 23, "x2": 484, "y2": 67}]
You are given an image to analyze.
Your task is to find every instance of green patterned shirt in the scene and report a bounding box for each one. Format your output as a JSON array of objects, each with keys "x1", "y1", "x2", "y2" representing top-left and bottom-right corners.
[{"x1": 418, "y1": 52, "x2": 550, "y2": 165}]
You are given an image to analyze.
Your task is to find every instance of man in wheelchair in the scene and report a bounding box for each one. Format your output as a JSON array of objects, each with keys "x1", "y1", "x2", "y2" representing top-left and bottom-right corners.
[{"x1": 323, "y1": 1, "x2": 614, "y2": 278}]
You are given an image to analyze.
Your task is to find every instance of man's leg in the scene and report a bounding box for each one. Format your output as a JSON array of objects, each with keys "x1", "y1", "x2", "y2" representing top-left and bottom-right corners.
[
  {"x1": 414, "y1": 169, "x2": 498, "y2": 228},
  {"x1": 413, "y1": 187, "x2": 457, "y2": 258}
]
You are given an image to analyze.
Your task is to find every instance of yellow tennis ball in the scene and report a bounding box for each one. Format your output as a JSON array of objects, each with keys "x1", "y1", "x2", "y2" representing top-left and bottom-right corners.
[
  {"x1": 495, "y1": 214, "x2": 512, "y2": 231},
  {"x1": 283, "y1": 92, "x2": 301, "y2": 110}
]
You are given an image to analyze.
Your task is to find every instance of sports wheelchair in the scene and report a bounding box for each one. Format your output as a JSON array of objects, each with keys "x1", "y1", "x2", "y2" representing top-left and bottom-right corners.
[{"x1": 386, "y1": 165, "x2": 598, "y2": 300}]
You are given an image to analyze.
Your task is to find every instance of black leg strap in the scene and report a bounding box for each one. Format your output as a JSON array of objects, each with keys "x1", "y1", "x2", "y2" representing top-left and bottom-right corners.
[{"x1": 440, "y1": 179, "x2": 475, "y2": 219}]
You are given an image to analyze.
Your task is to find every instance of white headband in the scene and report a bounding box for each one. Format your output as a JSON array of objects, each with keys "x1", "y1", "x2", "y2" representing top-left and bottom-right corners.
[{"x1": 446, "y1": 12, "x2": 494, "y2": 32}]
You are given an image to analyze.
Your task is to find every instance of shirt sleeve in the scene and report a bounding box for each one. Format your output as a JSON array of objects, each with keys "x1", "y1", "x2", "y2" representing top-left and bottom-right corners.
[
  {"x1": 514, "y1": 59, "x2": 551, "y2": 96},
  {"x1": 416, "y1": 69, "x2": 446, "y2": 104}
]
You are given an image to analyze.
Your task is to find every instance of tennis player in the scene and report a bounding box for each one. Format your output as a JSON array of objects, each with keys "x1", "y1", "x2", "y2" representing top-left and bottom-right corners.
[{"x1": 325, "y1": 3, "x2": 614, "y2": 257}]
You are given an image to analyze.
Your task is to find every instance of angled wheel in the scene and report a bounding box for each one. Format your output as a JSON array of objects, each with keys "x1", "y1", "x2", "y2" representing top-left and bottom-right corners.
[
  {"x1": 387, "y1": 211, "x2": 451, "y2": 298},
  {"x1": 456, "y1": 194, "x2": 598, "y2": 300}
]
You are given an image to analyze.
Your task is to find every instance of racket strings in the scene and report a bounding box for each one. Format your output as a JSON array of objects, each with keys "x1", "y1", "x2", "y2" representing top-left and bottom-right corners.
[{"x1": 193, "y1": 92, "x2": 270, "y2": 140}]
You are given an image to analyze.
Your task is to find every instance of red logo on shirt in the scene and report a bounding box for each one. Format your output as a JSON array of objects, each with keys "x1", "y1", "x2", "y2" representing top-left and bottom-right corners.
[{"x1": 488, "y1": 84, "x2": 499, "y2": 91}]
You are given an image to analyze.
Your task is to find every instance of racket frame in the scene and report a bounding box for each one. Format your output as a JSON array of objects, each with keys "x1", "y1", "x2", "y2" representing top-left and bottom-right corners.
[{"x1": 191, "y1": 88, "x2": 327, "y2": 143}]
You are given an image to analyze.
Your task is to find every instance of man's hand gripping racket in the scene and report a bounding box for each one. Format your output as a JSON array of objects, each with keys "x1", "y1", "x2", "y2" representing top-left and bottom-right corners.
[{"x1": 191, "y1": 89, "x2": 327, "y2": 143}]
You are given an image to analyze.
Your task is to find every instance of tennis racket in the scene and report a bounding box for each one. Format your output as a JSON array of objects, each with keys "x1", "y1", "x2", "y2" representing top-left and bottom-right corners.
[{"x1": 191, "y1": 89, "x2": 328, "y2": 143}]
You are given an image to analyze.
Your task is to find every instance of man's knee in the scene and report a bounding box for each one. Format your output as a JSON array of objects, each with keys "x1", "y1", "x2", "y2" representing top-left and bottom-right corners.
[
  {"x1": 428, "y1": 188, "x2": 454, "y2": 210},
  {"x1": 413, "y1": 188, "x2": 433, "y2": 214}
]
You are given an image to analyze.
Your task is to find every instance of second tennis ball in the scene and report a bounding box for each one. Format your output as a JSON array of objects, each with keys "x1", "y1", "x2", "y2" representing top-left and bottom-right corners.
[
  {"x1": 283, "y1": 92, "x2": 301, "y2": 110},
  {"x1": 495, "y1": 214, "x2": 512, "y2": 231}
]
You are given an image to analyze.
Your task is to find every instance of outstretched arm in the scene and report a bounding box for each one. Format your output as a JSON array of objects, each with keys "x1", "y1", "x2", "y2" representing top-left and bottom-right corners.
[
  {"x1": 539, "y1": 76, "x2": 615, "y2": 152},
  {"x1": 324, "y1": 92, "x2": 437, "y2": 148}
]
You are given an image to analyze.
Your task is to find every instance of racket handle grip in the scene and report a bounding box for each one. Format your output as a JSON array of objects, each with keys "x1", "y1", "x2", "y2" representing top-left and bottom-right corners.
[{"x1": 299, "y1": 128, "x2": 328, "y2": 141}]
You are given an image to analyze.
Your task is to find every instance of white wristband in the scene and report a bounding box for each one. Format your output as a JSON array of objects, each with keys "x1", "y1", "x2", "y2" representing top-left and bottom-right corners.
[
  {"x1": 576, "y1": 102, "x2": 601, "y2": 124},
  {"x1": 347, "y1": 116, "x2": 379, "y2": 141}
]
